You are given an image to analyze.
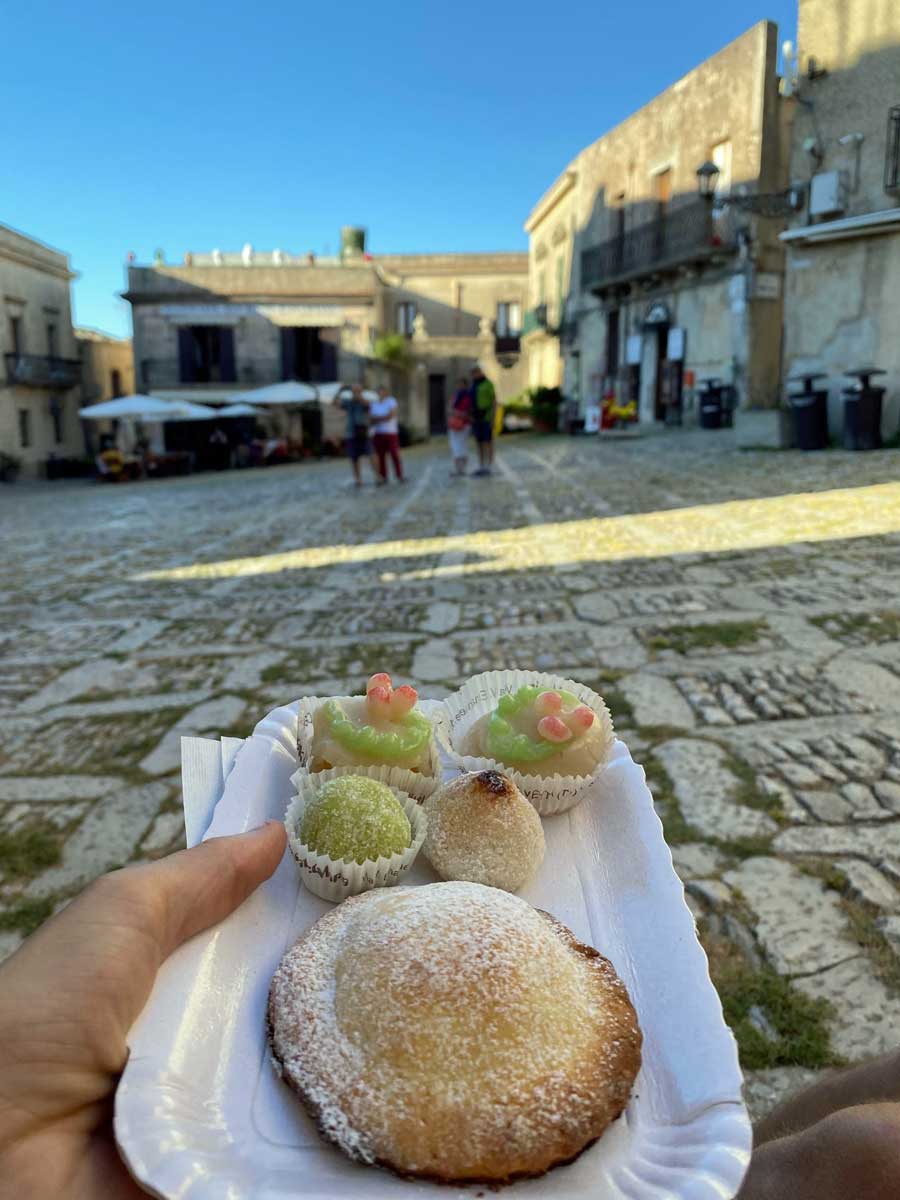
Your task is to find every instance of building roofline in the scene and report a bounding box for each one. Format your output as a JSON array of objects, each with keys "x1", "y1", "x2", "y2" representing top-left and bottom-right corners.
[
  {"x1": 524, "y1": 170, "x2": 578, "y2": 233},
  {"x1": 524, "y1": 19, "x2": 775, "y2": 228},
  {"x1": 0, "y1": 222, "x2": 76, "y2": 280}
]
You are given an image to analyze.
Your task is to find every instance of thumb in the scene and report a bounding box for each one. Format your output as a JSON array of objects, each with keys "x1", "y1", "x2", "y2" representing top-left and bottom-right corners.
[{"x1": 140, "y1": 819, "x2": 288, "y2": 959}]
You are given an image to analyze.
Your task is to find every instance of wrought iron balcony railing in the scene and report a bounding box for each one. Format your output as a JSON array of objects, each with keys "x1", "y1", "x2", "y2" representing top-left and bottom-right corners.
[
  {"x1": 5, "y1": 353, "x2": 82, "y2": 389},
  {"x1": 581, "y1": 200, "x2": 737, "y2": 292}
]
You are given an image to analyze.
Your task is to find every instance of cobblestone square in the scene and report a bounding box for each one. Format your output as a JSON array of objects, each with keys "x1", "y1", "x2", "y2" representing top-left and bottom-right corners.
[{"x1": 2, "y1": 428, "x2": 900, "y2": 1117}]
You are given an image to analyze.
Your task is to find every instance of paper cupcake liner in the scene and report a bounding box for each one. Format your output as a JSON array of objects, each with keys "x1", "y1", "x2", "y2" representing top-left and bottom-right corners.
[
  {"x1": 439, "y1": 670, "x2": 615, "y2": 816},
  {"x1": 285, "y1": 769, "x2": 427, "y2": 903},
  {"x1": 295, "y1": 694, "x2": 442, "y2": 799}
]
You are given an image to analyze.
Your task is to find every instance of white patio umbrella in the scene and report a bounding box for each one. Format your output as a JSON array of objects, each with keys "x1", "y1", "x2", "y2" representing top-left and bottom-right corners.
[
  {"x1": 163, "y1": 400, "x2": 218, "y2": 421},
  {"x1": 78, "y1": 394, "x2": 187, "y2": 420},
  {"x1": 230, "y1": 380, "x2": 318, "y2": 405},
  {"x1": 216, "y1": 402, "x2": 264, "y2": 418},
  {"x1": 314, "y1": 382, "x2": 379, "y2": 403}
]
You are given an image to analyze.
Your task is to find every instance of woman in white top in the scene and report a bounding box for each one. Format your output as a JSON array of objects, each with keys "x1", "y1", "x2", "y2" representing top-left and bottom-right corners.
[{"x1": 369, "y1": 386, "x2": 405, "y2": 483}]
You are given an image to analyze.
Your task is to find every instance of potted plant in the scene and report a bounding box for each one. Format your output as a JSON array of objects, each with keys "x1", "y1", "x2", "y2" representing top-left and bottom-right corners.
[{"x1": 0, "y1": 452, "x2": 21, "y2": 483}]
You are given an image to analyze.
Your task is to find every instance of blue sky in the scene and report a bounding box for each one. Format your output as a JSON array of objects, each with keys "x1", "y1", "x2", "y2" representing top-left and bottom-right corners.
[{"x1": 2, "y1": 0, "x2": 797, "y2": 337}]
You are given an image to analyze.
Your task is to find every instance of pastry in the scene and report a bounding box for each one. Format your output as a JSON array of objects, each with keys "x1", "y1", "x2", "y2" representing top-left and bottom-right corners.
[
  {"x1": 285, "y1": 772, "x2": 427, "y2": 902},
  {"x1": 423, "y1": 769, "x2": 544, "y2": 892},
  {"x1": 461, "y1": 685, "x2": 612, "y2": 777},
  {"x1": 310, "y1": 673, "x2": 433, "y2": 774},
  {"x1": 299, "y1": 776, "x2": 411, "y2": 865},
  {"x1": 268, "y1": 881, "x2": 641, "y2": 1183}
]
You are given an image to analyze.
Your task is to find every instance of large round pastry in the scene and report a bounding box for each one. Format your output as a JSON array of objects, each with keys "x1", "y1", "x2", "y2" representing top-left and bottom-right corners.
[{"x1": 268, "y1": 881, "x2": 642, "y2": 1183}]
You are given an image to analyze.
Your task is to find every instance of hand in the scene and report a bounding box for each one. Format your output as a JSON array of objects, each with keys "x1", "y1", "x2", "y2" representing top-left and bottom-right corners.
[{"x1": 0, "y1": 821, "x2": 287, "y2": 1199}]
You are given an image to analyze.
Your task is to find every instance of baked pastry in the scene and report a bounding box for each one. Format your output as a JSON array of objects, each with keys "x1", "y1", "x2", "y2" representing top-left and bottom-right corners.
[
  {"x1": 423, "y1": 769, "x2": 544, "y2": 892},
  {"x1": 268, "y1": 881, "x2": 641, "y2": 1183},
  {"x1": 310, "y1": 673, "x2": 433, "y2": 774},
  {"x1": 461, "y1": 685, "x2": 611, "y2": 777},
  {"x1": 299, "y1": 776, "x2": 411, "y2": 865}
]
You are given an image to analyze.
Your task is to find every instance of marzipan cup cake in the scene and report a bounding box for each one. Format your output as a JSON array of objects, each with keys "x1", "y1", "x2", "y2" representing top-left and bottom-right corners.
[
  {"x1": 285, "y1": 769, "x2": 427, "y2": 903},
  {"x1": 440, "y1": 669, "x2": 615, "y2": 815},
  {"x1": 296, "y1": 673, "x2": 442, "y2": 798}
]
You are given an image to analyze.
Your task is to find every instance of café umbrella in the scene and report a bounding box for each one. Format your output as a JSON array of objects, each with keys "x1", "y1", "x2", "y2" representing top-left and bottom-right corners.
[{"x1": 78, "y1": 394, "x2": 216, "y2": 421}]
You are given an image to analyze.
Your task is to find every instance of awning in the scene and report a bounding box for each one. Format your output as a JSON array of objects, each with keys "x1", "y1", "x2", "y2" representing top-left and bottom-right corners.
[{"x1": 780, "y1": 208, "x2": 900, "y2": 245}]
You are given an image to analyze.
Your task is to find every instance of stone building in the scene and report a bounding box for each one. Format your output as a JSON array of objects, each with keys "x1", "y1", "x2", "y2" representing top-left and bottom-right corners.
[
  {"x1": 1, "y1": 223, "x2": 82, "y2": 475},
  {"x1": 523, "y1": 21, "x2": 791, "y2": 426},
  {"x1": 77, "y1": 328, "x2": 134, "y2": 408},
  {"x1": 125, "y1": 233, "x2": 528, "y2": 439},
  {"x1": 780, "y1": 0, "x2": 900, "y2": 437}
]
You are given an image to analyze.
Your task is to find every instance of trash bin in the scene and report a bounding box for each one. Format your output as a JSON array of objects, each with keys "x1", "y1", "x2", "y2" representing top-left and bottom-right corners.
[
  {"x1": 788, "y1": 372, "x2": 829, "y2": 450},
  {"x1": 699, "y1": 378, "x2": 724, "y2": 429},
  {"x1": 842, "y1": 367, "x2": 886, "y2": 451}
]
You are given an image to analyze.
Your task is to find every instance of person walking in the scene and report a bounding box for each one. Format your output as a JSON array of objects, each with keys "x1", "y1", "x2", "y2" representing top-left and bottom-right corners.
[
  {"x1": 369, "y1": 385, "x2": 405, "y2": 483},
  {"x1": 447, "y1": 376, "x2": 473, "y2": 476},
  {"x1": 470, "y1": 365, "x2": 497, "y2": 476},
  {"x1": 338, "y1": 384, "x2": 374, "y2": 486}
]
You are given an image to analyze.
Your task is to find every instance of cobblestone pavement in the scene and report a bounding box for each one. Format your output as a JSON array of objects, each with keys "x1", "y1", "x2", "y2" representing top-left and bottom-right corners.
[{"x1": 2, "y1": 428, "x2": 900, "y2": 1120}]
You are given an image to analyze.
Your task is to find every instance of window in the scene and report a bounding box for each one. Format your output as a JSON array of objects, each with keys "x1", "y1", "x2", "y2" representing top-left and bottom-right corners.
[
  {"x1": 537, "y1": 271, "x2": 546, "y2": 305},
  {"x1": 18, "y1": 409, "x2": 31, "y2": 448},
  {"x1": 46, "y1": 323, "x2": 57, "y2": 358},
  {"x1": 111, "y1": 368, "x2": 123, "y2": 397},
  {"x1": 654, "y1": 167, "x2": 673, "y2": 213},
  {"x1": 556, "y1": 257, "x2": 565, "y2": 309},
  {"x1": 606, "y1": 308, "x2": 620, "y2": 378},
  {"x1": 177, "y1": 325, "x2": 236, "y2": 383},
  {"x1": 495, "y1": 302, "x2": 521, "y2": 337},
  {"x1": 711, "y1": 139, "x2": 733, "y2": 195},
  {"x1": 396, "y1": 301, "x2": 416, "y2": 336},
  {"x1": 51, "y1": 400, "x2": 64, "y2": 444},
  {"x1": 613, "y1": 193, "x2": 626, "y2": 240},
  {"x1": 885, "y1": 107, "x2": 900, "y2": 192},
  {"x1": 9, "y1": 315, "x2": 22, "y2": 356}
]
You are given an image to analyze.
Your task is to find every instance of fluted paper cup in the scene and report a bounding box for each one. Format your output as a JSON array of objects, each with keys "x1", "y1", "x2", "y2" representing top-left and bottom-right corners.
[
  {"x1": 284, "y1": 769, "x2": 427, "y2": 903},
  {"x1": 439, "y1": 670, "x2": 615, "y2": 816}
]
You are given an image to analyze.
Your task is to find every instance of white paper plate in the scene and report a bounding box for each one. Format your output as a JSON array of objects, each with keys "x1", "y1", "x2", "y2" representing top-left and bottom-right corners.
[{"x1": 115, "y1": 701, "x2": 751, "y2": 1199}]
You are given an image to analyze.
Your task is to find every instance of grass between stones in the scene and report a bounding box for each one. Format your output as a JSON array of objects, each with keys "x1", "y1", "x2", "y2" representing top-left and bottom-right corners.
[
  {"x1": 798, "y1": 861, "x2": 900, "y2": 998},
  {"x1": 724, "y1": 751, "x2": 786, "y2": 822},
  {"x1": 703, "y1": 929, "x2": 841, "y2": 1070},
  {"x1": 811, "y1": 610, "x2": 900, "y2": 644},
  {"x1": 0, "y1": 825, "x2": 61, "y2": 879},
  {"x1": 646, "y1": 619, "x2": 768, "y2": 656},
  {"x1": 0, "y1": 895, "x2": 56, "y2": 936},
  {"x1": 642, "y1": 751, "x2": 702, "y2": 845}
]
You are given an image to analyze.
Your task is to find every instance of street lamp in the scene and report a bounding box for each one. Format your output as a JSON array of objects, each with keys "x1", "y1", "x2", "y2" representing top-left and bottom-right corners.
[
  {"x1": 696, "y1": 160, "x2": 720, "y2": 200},
  {"x1": 695, "y1": 160, "x2": 804, "y2": 217}
]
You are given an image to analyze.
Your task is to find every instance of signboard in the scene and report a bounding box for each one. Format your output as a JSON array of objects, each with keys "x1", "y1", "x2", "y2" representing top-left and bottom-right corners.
[
  {"x1": 626, "y1": 334, "x2": 642, "y2": 365},
  {"x1": 752, "y1": 273, "x2": 781, "y2": 300},
  {"x1": 667, "y1": 327, "x2": 686, "y2": 361},
  {"x1": 159, "y1": 303, "x2": 345, "y2": 327},
  {"x1": 584, "y1": 405, "x2": 601, "y2": 433}
]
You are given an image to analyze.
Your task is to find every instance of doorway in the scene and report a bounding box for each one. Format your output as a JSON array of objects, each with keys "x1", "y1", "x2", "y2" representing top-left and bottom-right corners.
[
  {"x1": 653, "y1": 326, "x2": 668, "y2": 421},
  {"x1": 428, "y1": 374, "x2": 447, "y2": 433}
]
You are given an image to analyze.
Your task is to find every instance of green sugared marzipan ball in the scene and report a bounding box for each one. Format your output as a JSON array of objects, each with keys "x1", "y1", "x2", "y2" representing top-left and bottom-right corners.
[{"x1": 299, "y1": 776, "x2": 411, "y2": 864}]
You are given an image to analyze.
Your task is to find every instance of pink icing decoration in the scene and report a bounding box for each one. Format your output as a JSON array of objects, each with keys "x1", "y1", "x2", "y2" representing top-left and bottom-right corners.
[
  {"x1": 367, "y1": 672, "x2": 392, "y2": 694},
  {"x1": 535, "y1": 690, "x2": 563, "y2": 716},
  {"x1": 570, "y1": 706, "x2": 596, "y2": 731},
  {"x1": 538, "y1": 714, "x2": 573, "y2": 743},
  {"x1": 390, "y1": 685, "x2": 418, "y2": 717}
]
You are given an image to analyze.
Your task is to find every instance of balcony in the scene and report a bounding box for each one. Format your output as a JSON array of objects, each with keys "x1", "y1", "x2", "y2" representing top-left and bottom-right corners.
[
  {"x1": 581, "y1": 200, "x2": 737, "y2": 293},
  {"x1": 494, "y1": 334, "x2": 521, "y2": 355},
  {"x1": 5, "y1": 353, "x2": 82, "y2": 389}
]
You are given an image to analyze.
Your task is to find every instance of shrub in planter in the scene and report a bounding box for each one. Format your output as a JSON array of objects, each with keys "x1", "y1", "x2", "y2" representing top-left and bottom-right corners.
[
  {"x1": 532, "y1": 386, "x2": 563, "y2": 432},
  {"x1": 0, "y1": 452, "x2": 21, "y2": 483}
]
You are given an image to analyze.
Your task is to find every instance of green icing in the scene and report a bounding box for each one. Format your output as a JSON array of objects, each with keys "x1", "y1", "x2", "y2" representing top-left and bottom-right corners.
[
  {"x1": 486, "y1": 685, "x2": 583, "y2": 765},
  {"x1": 300, "y1": 776, "x2": 411, "y2": 863},
  {"x1": 323, "y1": 698, "x2": 431, "y2": 763}
]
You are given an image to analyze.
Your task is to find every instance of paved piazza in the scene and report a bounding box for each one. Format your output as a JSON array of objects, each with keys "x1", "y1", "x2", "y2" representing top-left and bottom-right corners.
[{"x1": 2, "y1": 429, "x2": 900, "y2": 1117}]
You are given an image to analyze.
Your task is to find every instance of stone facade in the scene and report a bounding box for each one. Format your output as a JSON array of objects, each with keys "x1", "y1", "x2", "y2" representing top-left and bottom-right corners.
[
  {"x1": 781, "y1": 0, "x2": 900, "y2": 438},
  {"x1": 125, "y1": 242, "x2": 528, "y2": 440},
  {"x1": 523, "y1": 21, "x2": 790, "y2": 423},
  {"x1": 77, "y1": 328, "x2": 134, "y2": 405},
  {"x1": 0, "y1": 224, "x2": 83, "y2": 475}
]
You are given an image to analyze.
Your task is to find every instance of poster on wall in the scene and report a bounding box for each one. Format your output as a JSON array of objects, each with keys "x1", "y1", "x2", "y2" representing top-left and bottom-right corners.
[
  {"x1": 626, "y1": 334, "x2": 642, "y2": 365},
  {"x1": 584, "y1": 405, "x2": 601, "y2": 433},
  {"x1": 667, "y1": 327, "x2": 686, "y2": 361}
]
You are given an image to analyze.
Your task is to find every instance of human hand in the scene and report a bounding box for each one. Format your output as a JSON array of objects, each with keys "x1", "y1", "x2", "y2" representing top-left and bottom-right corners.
[{"x1": 0, "y1": 820, "x2": 287, "y2": 1199}]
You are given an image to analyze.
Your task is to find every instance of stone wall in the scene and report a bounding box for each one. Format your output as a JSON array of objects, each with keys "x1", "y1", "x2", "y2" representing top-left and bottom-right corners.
[
  {"x1": 0, "y1": 225, "x2": 83, "y2": 474},
  {"x1": 781, "y1": 0, "x2": 900, "y2": 437}
]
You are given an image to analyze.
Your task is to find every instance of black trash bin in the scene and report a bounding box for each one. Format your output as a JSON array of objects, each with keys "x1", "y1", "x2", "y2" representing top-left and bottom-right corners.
[
  {"x1": 842, "y1": 367, "x2": 885, "y2": 451},
  {"x1": 699, "y1": 378, "x2": 724, "y2": 429},
  {"x1": 788, "y1": 372, "x2": 829, "y2": 450}
]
